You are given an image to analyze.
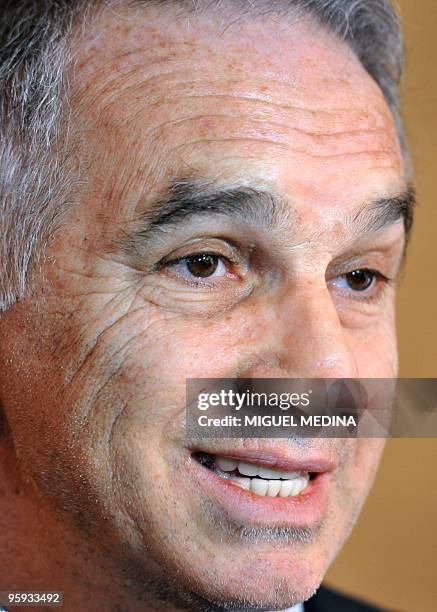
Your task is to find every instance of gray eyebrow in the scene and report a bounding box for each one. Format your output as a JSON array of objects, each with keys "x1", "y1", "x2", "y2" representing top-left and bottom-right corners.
[
  {"x1": 352, "y1": 186, "x2": 415, "y2": 237},
  {"x1": 134, "y1": 178, "x2": 281, "y2": 232},
  {"x1": 116, "y1": 178, "x2": 415, "y2": 259},
  {"x1": 116, "y1": 179, "x2": 285, "y2": 257}
]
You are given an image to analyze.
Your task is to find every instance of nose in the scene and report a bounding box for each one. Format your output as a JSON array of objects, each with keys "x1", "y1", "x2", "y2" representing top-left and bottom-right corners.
[{"x1": 239, "y1": 278, "x2": 359, "y2": 379}]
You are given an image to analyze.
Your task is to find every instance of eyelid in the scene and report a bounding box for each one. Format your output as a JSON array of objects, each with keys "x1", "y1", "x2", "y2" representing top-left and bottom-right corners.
[
  {"x1": 328, "y1": 267, "x2": 392, "y2": 283},
  {"x1": 326, "y1": 242, "x2": 404, "y2": 279},
  {"x1": 163, "y1": 250, "x2": 235, "y2": 268},
  {"x1": 328, "y1": 269, "x2": 395, "y2": 304},
  {"x1": 158, "y1": 249, "x2": 246, "y2": 292},
  {"x1": 157, "y1": 237, "x2": 242, "y2": 268}
]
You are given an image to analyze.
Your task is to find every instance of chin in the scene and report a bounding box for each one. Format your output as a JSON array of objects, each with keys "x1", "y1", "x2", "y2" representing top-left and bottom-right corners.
[
  {"x1": 176, "y1": 544, "x2": 332, "y2": 612},
  {"x1": 192, "y1": 577, "x2": 319, "y2": 612}
]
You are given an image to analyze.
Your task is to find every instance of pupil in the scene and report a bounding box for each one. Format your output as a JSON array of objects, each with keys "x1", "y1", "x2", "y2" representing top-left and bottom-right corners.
[
  {"x1": 186, "y1": 254, "x2": 218, "y2": 278},
  {"x1": 346, "y1": 269, "x2": 373, "y2": 291}
]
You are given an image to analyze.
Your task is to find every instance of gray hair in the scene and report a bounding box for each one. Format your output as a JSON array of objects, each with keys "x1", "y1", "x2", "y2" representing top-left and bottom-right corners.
[{"x1": 0, "y1": 0, "x2": 407, "y2": 313}]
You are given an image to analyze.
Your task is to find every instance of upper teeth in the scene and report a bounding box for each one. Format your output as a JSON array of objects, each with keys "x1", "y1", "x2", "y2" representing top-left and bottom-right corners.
[
  {"x1": 215, "y1": 456, "x2": 310, "y2": 497},
  {"x1": 217, "y1": 457, "x2": 301, "y2": 479}
]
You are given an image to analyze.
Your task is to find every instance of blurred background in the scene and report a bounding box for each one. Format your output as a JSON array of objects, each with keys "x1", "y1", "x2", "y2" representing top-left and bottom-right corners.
[{"x1": 325, "y1": 1, "x2": 437, "y2": 610}]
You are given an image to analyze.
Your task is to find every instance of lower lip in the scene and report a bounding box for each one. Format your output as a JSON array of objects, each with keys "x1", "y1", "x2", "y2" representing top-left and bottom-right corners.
[{"x1": 190, "y1": 458, "x2": 332, "y2": 528}]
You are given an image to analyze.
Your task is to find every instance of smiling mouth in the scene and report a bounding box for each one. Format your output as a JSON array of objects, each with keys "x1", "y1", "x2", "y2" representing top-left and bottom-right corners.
[{"x1": 193, "y1": 451, "x2": 316, "y2": 498}]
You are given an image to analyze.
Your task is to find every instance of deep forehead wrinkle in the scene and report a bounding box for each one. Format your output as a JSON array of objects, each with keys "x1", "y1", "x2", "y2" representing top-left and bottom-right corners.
[
  {"x1": 74, "y1": 8, "x2": 393, "y2": 135},
  {"x1": 76, "y1": 59, "x2": 391, "y2": 137}
]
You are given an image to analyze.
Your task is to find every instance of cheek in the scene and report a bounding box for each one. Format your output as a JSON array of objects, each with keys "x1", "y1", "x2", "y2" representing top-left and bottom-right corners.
[
  {"x1": 126, "y1": 291, "x2": 399, "y2": 389},
  {"x1": 340, "y1": 439, "x2": 385, "y2": 503},
  {"x1": 351, "y1": 328, "x2": 397, "y2": 377},
  {"x1": 343, "y1": 301, "x2": 398, "y2": 378},
  {"x1": 325, "y1": 438, "x2": 385, "y2": 546},
  {"x1": 350, "y1": 439, "x2": 385, "y2": 502},
  {"x1": 128, "y1": 305, "x2": 269, "y2": 383}
]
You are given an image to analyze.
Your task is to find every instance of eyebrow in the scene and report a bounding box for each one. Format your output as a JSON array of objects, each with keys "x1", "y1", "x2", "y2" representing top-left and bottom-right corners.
[
  {"x1": 351, "y1": 187, "x2": 415, "y2": 236},
  {"x1": 116, "y1": 178, "x2": 415, "y2": 258}
]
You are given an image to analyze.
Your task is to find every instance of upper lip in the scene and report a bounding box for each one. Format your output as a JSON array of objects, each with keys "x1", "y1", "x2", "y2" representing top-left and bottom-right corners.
[{"x1": 191, "y1": 444, "x2": 337, "y2": 473}]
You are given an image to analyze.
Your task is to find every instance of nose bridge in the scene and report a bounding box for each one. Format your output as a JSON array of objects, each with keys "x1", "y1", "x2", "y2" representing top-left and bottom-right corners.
[{"x1": 272, "y1": 279, "x2": 358, "y2": 379}]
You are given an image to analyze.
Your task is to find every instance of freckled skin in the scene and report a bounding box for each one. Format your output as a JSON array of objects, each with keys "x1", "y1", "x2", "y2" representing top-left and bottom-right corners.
[{"x1": 0, "y1": 6, "x2": 406, "y2": 612}]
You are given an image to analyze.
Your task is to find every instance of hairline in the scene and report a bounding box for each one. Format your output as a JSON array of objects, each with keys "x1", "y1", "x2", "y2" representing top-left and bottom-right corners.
[{"x1": 0, "y1": 0, "x2": 411, "y2": 313}]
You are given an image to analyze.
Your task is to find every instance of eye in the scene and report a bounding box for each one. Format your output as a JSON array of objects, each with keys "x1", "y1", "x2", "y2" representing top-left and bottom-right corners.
[
  {"x1": 164, "y1": 252, "x2": 231, "y2": 281},
  {"x1": 330, "y1": 268, "x2": 391, "y2": 298},
  {"x1": 335, "y1": 269, "x2": 376, "y2": 291}
]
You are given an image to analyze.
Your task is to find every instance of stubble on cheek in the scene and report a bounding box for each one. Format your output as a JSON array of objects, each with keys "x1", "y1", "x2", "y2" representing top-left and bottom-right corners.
[
  {"x1": 0, "y1": 278, "x2": 152, "y2": 532},
  {"x1": 324, "y1": 437, "x2": 385, "y2": 557}
]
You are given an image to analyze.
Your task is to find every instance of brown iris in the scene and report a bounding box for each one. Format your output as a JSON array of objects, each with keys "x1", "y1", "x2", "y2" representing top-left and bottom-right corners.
[
  {"x1": 185, "y1": 254, "x2": 219, "y2": 278},
  {"x1": 345, "y1": 269, "x2": 375, "y2": 291}
]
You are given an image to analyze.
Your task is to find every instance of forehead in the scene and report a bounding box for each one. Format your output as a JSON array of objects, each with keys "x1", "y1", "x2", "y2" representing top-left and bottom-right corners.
[{"x1": 72, "y1": 5, "x2": 404, "y2": 222}]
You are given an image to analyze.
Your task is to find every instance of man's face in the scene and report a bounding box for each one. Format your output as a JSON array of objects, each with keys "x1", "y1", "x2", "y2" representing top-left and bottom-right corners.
[{"x1": 0, "y1": 6, "x2": 407, "y2": 610}]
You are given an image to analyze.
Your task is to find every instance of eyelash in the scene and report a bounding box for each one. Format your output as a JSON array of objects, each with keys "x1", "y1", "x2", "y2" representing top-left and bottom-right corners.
[
  {"x1": 160, "y1": 251, "x2": 394, "y2": 301},
  {"x1": 329, "y1": 270, "x2": 394, "y2": 304},
  {"x1": 161, "y1": 252, "x2": 238, "y2": 289}
]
